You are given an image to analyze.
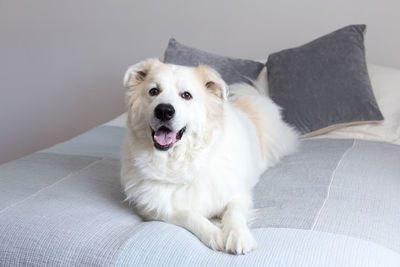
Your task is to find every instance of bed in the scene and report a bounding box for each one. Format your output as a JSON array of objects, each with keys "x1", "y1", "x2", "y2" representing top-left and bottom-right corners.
[
  {"x1": 1, "y1": 26, "x2": 400, "y2": 266},
  {"x1": 1, "y1": 122, "x2": 399, "y2": 266}
]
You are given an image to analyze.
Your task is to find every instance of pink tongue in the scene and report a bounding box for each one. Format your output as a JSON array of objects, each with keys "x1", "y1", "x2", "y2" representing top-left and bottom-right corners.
[{"x1": 154, "y1": 130, "x2": 176, "y2": 146}]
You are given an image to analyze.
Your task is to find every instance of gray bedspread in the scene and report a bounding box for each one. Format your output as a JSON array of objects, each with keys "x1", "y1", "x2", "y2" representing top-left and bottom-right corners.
[{"x1": 0, "y1": 126, "x2": 399, "y2": 266}]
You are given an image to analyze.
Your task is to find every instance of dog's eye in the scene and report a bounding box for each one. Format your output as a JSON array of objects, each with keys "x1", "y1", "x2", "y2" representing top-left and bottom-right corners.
[
  {"x1": 149, "y1": 88, "x2": 160, "y2": 96},
  {"x1": 181, "y1": 91, "x2": 192, "y2": 100}
]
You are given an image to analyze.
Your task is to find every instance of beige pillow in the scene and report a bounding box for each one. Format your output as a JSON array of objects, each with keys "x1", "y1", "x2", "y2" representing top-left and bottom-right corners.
[{"x1": 315, "y1": 63, "x2": 400, "y2": 145}]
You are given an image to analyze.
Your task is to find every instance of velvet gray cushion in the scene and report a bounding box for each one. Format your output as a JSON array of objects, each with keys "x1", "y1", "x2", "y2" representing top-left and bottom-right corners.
[
  {"x1": 266, "y1": 25, "x2": 384, "y2": 136},
  {"x1": 164, "y1": 38, "x2": 264, "y2": 85}
]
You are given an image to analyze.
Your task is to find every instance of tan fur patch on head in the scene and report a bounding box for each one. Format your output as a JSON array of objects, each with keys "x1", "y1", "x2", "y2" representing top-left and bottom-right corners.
[
  {"x1": 232, "y1": 98, "x2": 265, "y2": 158},
  {"x1": 205, "y1": 81, "x2": 224, "y2": 99},
  {"x1": 194, "y1": 65, "x2": 227, "y2": 100},
  {"x1": 124, "y1": 58, "x2": 161, "y2": 88},
  {"x1": 126, "y1": 87, "x2": 147, "y2": 138}
]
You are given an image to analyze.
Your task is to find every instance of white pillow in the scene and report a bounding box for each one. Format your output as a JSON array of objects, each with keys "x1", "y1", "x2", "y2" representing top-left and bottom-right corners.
[{"x1": 315, "y1": 63, "x2": 400, "y2": 145}]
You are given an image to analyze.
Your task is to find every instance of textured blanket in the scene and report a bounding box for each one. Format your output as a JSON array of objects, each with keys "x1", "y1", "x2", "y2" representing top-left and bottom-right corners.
[{"x1": 1, "y1": 126, "x2": 399, "y2": 266}]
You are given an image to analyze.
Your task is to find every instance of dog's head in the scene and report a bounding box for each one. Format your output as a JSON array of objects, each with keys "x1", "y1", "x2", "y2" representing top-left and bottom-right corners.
[{"x1": 124, "y1": 58, "x2": 228, "y2": 152}]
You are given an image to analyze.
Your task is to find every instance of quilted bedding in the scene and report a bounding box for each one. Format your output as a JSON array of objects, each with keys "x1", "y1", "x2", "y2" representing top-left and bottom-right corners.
[{"x1": 0, "y1": 126, "x2": 399, "y2": 266}]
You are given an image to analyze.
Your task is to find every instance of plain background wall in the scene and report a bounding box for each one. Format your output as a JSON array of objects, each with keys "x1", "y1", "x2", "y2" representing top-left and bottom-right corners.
[{"x1": 1, "y1": 0, "x2": 400, "y2": 164}]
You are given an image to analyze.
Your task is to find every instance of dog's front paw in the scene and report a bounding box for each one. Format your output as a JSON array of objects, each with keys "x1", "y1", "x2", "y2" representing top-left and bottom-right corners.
[
  {"x1": 224, "y1": 227, "x2": 257, "y2": 254},
  {"x1": 200, "y1": 228, "x2": 224, "y2": 251}
]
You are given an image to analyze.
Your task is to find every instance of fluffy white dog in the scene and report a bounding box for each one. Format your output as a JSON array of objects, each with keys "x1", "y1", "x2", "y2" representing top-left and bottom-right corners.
[{"x1": 121, "y1": 58, "x2": 298, "y2": 254}]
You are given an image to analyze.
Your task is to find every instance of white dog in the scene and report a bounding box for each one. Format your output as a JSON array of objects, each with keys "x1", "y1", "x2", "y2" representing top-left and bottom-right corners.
[{"x1": 120, "y1": 58, "x2": 298, "y2": 254}]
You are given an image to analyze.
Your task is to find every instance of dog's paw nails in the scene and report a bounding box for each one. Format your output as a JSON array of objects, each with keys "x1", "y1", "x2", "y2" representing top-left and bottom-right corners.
[{"x1": 224, "y1": 227, "x2": 257, "y2": 255}]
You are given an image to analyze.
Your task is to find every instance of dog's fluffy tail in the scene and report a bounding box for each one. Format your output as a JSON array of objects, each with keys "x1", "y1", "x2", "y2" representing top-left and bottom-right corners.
[{"x1": 230, "y1": 83, "x2": 299, "y2": 167}]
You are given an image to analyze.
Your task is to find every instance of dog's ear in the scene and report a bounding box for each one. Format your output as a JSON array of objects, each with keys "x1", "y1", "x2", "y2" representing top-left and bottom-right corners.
[
  {"x1": 196, "y1": 65, "x2": 229, "y2": 101},
  {"x1": 123, "y1": 58, "x2": 161, "y2": 88}
]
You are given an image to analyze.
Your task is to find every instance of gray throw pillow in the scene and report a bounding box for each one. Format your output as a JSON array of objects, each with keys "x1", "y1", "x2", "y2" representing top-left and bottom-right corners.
[
  {"x1": 266, "y1": 25, "x2": 384, "y2": 137},
  {"x1": 164, "y1": 38, "x2": 264, "y2": 85}
]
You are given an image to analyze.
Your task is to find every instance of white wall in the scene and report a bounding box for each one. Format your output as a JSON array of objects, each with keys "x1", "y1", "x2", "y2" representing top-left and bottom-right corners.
[{"x1": 1, "y1": 0, "x2": 399, "y2": 164}]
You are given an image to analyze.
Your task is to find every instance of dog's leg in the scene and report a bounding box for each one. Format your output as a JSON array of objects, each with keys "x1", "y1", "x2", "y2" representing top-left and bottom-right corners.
[
  {"x1": 221, "y1": 199, "x2": 257, "y2": 254},
  {"x1": 168, "y1": 211, "x2": 224, "y2": 251}
]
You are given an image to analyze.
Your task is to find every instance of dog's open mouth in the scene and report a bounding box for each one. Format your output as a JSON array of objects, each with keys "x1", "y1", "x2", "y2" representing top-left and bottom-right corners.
[{"x1": 151, "y1": 126, "x2": 186, "y2": 151}]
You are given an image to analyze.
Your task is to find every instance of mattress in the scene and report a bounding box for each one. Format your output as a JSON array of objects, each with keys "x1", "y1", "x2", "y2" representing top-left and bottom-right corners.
[{"x1": 0, "y1": 125, "x2": 399, "y2": 266}]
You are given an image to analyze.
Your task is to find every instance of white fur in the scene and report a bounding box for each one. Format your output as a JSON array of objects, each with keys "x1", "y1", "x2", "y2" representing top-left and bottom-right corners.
[{"x1": 121, "y1": 59, "x2": 298, "y2": 254}]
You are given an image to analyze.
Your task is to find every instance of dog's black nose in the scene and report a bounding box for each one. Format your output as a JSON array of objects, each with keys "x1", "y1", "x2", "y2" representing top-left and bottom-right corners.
[{"x1": 154, "y1": 103, "x2": 175, "y2": 121}]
